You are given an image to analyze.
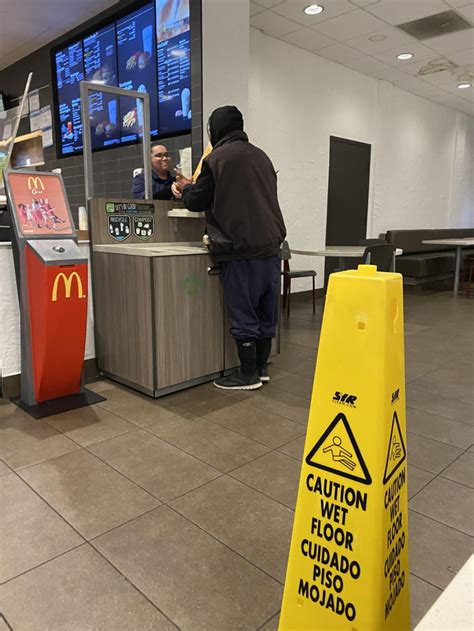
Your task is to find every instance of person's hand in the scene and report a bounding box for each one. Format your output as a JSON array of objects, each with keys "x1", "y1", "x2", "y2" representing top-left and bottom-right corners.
[
  {"x1": 171, "y1": 182, "x2": 182, "y2": 199},
  {"x1": 174, "y1": 171, "x2": 193, "y2": 192}
]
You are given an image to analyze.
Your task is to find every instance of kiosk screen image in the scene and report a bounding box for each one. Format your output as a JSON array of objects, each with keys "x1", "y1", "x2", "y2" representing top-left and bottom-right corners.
[
  {"x1": 156, "y1": 0, "x2": 191, "y2": 135},
  {"x1": 8, "y1": 172, "x2": 74, "y2": 236}
]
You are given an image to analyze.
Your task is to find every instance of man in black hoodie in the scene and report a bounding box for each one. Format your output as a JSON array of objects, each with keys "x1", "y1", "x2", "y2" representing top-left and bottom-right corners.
[{"x1": 175, "y1": 105, "x2": 287, "y2": 390}]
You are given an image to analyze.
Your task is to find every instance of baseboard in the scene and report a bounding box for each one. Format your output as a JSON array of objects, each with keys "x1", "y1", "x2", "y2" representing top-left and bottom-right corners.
[{"x1": 1, "y1": 358, "x2": 99, "y2": 400}]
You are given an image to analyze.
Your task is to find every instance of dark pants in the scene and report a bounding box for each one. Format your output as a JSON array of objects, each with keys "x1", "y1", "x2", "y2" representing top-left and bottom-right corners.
[{"x1": 220, "y1": 256, "x2": 280, "y2": 340}]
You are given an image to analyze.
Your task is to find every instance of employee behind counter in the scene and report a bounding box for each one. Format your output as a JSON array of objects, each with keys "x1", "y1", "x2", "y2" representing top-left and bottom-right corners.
[{"x1": 132, "y1": 142, "x2": 181, "y2": 200}]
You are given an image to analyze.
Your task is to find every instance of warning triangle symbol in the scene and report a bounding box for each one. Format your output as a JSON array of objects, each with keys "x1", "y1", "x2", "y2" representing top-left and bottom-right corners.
[
  {"x1": 305, "y1": 413, "x2": 372, "y2": 485},
  {"x1": 383, "y1": 412, "x2": 407, "y2": 484}
]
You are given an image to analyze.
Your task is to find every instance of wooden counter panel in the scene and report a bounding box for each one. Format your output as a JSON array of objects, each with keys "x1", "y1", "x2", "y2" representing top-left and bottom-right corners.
[
  {"x1": 153, "y1": 256, "x2": 224, "y2": 389},
  {"x1": 93, "y1": 253, "x2": 154, "y2": 390}
]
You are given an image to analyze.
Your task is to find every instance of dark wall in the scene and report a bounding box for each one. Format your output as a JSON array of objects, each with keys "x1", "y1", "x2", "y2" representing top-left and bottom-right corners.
[{"x1": 0, "y1": 0, "x2": 203, "y2": 225}]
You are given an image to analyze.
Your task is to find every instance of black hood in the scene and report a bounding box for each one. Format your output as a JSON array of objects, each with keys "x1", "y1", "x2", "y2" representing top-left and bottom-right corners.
[{"x1": 208, "y1": 105, "x2": 244, "y2": 146}]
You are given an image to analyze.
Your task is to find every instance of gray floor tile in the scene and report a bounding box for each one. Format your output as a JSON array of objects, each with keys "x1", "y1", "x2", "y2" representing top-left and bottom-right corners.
[
  {"x1": 231, "y1": 451, "x2": 301, "y2": 509},
  {"x1": 144, "y1": 412, "x2": 270, "y2": 472},
  {"x1": 164, "y1": 385, "x2": 237, "y2": 416},
  {"x1": 99, "y1": 388, "x2": 182, "y2": 427},
  {"x1": 259, "y1": 612, "x2": 280, "y2": 630},
  {"x1": 410, "y1": 364, "x2": 474, "y2": 404},
  {"x1": 0, "y1": 413, "x2": 79, "y2": 470},
  {"x1": 232, "y1": 388, "x2": 310, "y2": 426},
  {"x1": 441, "y1": 451, "x2": 474, "y2": 488},
  {"x1": 406, "y1": 387, "x2": 474, "y2": 426},
  {"x1": 0, "y1": 474, "x2": 82, "y2": 583},
  {"x1": 408, "y1": 465, "x2": 435, "y2": 499},
  {"x1": 172, "y1": 476, "x2": 294, "y2": 583},
  {"x1": 407, "y1": 407, "x2": 474, "y2": 449},
  {"x1": 0, "y1": 545, "x2": 175, "y2": 630},
  {"x1": 45, "y1": 405, "x2": 135, "y2": 447},
  {"x1": 0, "y1": 460, "x2": 12, "y2": 476},
  {"x1": 203, "y1": 401, "x2": 305, "y2": 448},
  {"x1": 408, "y1": 511, "x2": 474, "y2": 589},
  {"x1": 267, "y1": 373, "x2": 313, "y2": 400},
  {"x1": 94, "y1": 506, "x2": 282, "y2": 631},
  {"x1": 407, "y1": 432, "x2": 463, "y2": 473},
  {"x1": 280, "y1": 328, "x2": 320, "y2": 349},
  {"x1": 86, "y1": 379, "x2": 119, "y2": 394},
  {"x1": 19, "y1": 449, "x2": 159, "y2": 539},
  {"x1": 277, "y1": 435, "x2": 306, "y2": 461},
  {"x1": 410, "y1": 477, "x2": 474, "y2": 536},
  {"x1": 89, "y1": 429, "x2": 220, "y2": 501},
  {"x1": 409, "y1": 574, "x2": 442, "y2": 629}
]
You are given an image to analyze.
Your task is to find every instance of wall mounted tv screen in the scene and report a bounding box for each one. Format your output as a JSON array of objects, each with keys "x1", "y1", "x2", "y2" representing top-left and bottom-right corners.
[{"x1": 52, "y1": 0, "x2": 191, "y2": 157}]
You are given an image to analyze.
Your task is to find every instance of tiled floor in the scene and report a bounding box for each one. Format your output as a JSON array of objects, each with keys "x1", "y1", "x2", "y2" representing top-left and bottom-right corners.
[{"x1": 1, "y1": 290, "x2": 473, "y2": 630}]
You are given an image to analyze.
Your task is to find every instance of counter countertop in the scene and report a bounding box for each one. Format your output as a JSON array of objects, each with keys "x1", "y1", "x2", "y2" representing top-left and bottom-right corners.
[
  {"x1": 93, "y1": 242, "x2": 209, "y2": 257},
  {"x1": 0, "y1": 240, "x2": 91, "y2": 248}
]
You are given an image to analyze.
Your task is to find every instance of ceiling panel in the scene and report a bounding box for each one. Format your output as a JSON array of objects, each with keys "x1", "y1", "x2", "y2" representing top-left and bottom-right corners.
[
  {"x1": 250, "y1": 2, "x2": 265, "y2": 17},
  {"x1": 250, "y1": 9, "x2": 301, "y2": 37},
  {"x1": 313, "y1": 8, "x2": 388, "y2": 40},
  {"x1": 456, "y1": 4, "x2": 474, "y2": 21},
  {"x1": 273, "y1": 0, "x2": 356, "y2": 26},
  {"x1": 347, "y1": 26, "x2": 414, "y2": 54},
  {"x1": 426, "y1": 28, "x2": 474, "y2": 53},
  {"x1": 253, "y1": 0, "x2": 285, "y2": 9},
  {"x1": 280, "y1": 28, "x2": 337, "y2": 51},
  {"x1": 364, "y1": 0, "x2": 449, "y2": 25}
]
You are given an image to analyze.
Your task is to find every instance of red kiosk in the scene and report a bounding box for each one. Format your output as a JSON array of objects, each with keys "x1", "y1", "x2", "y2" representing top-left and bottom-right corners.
[{"x1": 4, "y1": 169, "x2": 102, "y2": 416}]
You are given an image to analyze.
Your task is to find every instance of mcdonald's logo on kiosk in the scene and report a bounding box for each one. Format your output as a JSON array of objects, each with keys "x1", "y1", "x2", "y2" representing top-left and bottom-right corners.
[
  {"x1": 27, "y1": 176, "x2": 45, "y2": 195},
  {"x1": 51, "y1": 271, "x2": 87, "y2": 302}
]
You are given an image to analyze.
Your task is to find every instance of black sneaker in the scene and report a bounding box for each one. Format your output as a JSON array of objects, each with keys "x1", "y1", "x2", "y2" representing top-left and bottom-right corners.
[
  {"x1": 258, "y1": 367, "x2": 270, "y2": 383},
  {"x1": 214, "y1": 370, "x2": 262, "y2": 391}
]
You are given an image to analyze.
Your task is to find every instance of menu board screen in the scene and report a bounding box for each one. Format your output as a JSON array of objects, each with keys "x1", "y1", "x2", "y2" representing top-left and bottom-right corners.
[
  {"x1": 156, "y1": 0, "x2": 191, "y2": 135},
  {"x1": 55, "y1": 41, "x2": 84, "y2": 155},
  {"x1": 83, "y1": 25, "x2": 120, "y2": 149},
  {"x1": 117, "y1": 3, "x2": 158, "y2": 141}
]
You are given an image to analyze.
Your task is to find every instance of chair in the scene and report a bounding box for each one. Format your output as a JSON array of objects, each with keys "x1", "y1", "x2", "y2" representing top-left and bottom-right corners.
[
  {"x1": 359, "y1": 238, "x2": 386, "y2": 246},
  {"x1": 362, "y1": 244, "x2": 396, "y2": 272},
  {"x1": 280, "y1": 240, "x2": 317, "y2": 317},
  {"x1": 462, "y1": 255, "x2": 474, "y2": 298}
]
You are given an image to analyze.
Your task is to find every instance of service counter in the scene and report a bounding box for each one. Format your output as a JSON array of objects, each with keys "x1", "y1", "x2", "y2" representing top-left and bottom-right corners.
[{"x1": 89, "y1": 198, "x2": 244, "y2": 397}]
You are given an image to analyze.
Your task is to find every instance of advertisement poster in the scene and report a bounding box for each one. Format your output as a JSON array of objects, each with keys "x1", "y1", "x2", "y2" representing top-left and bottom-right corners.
[{"x1": 7, "y1": 172, "x2": 73, "y2": 236}]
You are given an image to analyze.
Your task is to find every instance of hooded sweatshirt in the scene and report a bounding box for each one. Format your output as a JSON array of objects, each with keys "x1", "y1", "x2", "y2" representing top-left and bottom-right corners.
[{"x1": 182, "y1": 105, "x2": 286, "y2": 262}]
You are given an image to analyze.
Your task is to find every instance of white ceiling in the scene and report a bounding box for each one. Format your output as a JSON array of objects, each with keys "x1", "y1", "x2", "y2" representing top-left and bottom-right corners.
[
  {"x1": 250, "y1": 0, "x2": 474, "y2": 116},
  {"x1": 0, "y1": 0, "x2": 119, "y2": 72}
]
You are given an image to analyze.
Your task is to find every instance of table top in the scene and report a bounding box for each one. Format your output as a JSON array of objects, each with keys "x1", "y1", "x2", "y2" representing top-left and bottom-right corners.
[
  {"x1": 422, "y1": 238, "x2": 474, "y2": 246},
  {"x1": 292, "y1": 246, "x2": 403, "y2": 257}
]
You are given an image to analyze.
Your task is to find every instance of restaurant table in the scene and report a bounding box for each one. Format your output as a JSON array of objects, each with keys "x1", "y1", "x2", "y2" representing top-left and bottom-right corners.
[
  {"x1": 291, "y1": 246, "x2": 403, "y2": 272},
  {"x1": 422, "y1": 238, "x2": 474, "y2": 295}
]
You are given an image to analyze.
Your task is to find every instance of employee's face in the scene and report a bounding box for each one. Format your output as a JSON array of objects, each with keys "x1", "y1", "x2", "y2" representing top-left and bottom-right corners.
[{"x1": 151, "y1": 145, "x2": 171, "y2": 171}]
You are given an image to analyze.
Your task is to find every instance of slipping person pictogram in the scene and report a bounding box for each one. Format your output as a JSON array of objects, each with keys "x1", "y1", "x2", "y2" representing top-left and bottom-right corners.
[{"x1": 322, "y1": 436, "x2": 356, "y2": 471}]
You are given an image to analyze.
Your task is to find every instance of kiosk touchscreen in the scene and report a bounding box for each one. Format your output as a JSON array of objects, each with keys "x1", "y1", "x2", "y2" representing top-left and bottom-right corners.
[{"x1": 4, "y1": 169, "x2": 89, "y2": 409}]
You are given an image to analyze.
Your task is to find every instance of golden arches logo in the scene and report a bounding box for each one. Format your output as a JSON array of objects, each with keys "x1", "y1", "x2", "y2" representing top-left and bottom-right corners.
[
  {"x1": 51, "y1": 272, "x2": 86, "y2": 302},
  {"x1": 27, "y1": 176, "x2": 45, "y2": 195}
]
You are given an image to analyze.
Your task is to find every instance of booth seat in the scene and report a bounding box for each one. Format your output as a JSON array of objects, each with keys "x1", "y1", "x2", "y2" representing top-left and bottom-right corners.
[{"x1": 382, "y1": 228, "x2": 474, "y2": 285}]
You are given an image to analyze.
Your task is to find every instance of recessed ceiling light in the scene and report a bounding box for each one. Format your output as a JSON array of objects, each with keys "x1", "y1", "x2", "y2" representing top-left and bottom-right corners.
[
  {"x1": 457, "y1": 82, "x2": 472, "y2": 89},
  {"x1": 397, "y1": 53, "x2": 414, "y2": 60},
  {"x1": 304, "y1": 4, "x2": 324, "y2": 15},
  {"x1": 369, "y1": 34, "x2": 387, "y2": 42}
]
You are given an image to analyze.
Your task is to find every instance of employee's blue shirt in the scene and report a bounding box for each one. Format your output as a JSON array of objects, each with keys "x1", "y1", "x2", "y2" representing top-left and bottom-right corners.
[{"x1": 132, "y1": 170, "x2": 175, "y2": 200}]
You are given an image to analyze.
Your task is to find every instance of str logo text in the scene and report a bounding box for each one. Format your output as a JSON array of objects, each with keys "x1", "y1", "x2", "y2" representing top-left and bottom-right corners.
[{"x1": 51, "y1": 272, "x2": 86, "y2": 302}]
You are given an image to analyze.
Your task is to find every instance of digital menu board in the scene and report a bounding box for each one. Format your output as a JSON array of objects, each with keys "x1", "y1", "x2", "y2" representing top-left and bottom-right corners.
[
  {"x1": 52, "y1": 0, "x2": 193, "y2": 158},
  {"x1": 55, "y1": 41, "x2": 84, "y2": 155},
  {"x1": 156, "y1": 0, "x2": 191, "y2": 135},
  {"x1": 83, "y1": 25, "x2": 120, "y2": 149},
  {"x1": 117, "y1": 3, "x2": 158, "y2": 141}
]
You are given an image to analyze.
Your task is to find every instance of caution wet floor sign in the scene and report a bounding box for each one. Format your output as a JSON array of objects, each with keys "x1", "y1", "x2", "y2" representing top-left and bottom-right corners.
[{"x1": 279, "y1": 265, "x2": 410, "y2": 631}]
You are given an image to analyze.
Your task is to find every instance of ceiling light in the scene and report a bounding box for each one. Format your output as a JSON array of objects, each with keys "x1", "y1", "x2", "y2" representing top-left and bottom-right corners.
[
  {"x1": 457, "y1": 82, "x2": 472, "y2": 89},
  {"x1": 304, "y1": 4, "x2": 324, "y2": 15},
  {"x1": 397, "y1": 53, "x2": 414, "y2": 60}
]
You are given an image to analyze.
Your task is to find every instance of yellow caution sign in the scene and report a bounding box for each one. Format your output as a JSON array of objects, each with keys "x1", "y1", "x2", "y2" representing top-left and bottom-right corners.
[{"x1": 279, "y1": 265, "x2": 410, "y2": 631}]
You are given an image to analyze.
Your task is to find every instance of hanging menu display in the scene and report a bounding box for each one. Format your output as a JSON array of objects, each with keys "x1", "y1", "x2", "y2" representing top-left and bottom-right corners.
[
  {"x1": 55, "y1": 41, "x2": 84, "y2": 155},
  {"x1": 117, "y1": 3, "x2": 158, "y2": 141},
  {"x1": 83, "y1": 25, "x2": 120, "y2": 150},
  {"x1": 156, "y1": 0, "x2": 191, "y2": 135}
]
